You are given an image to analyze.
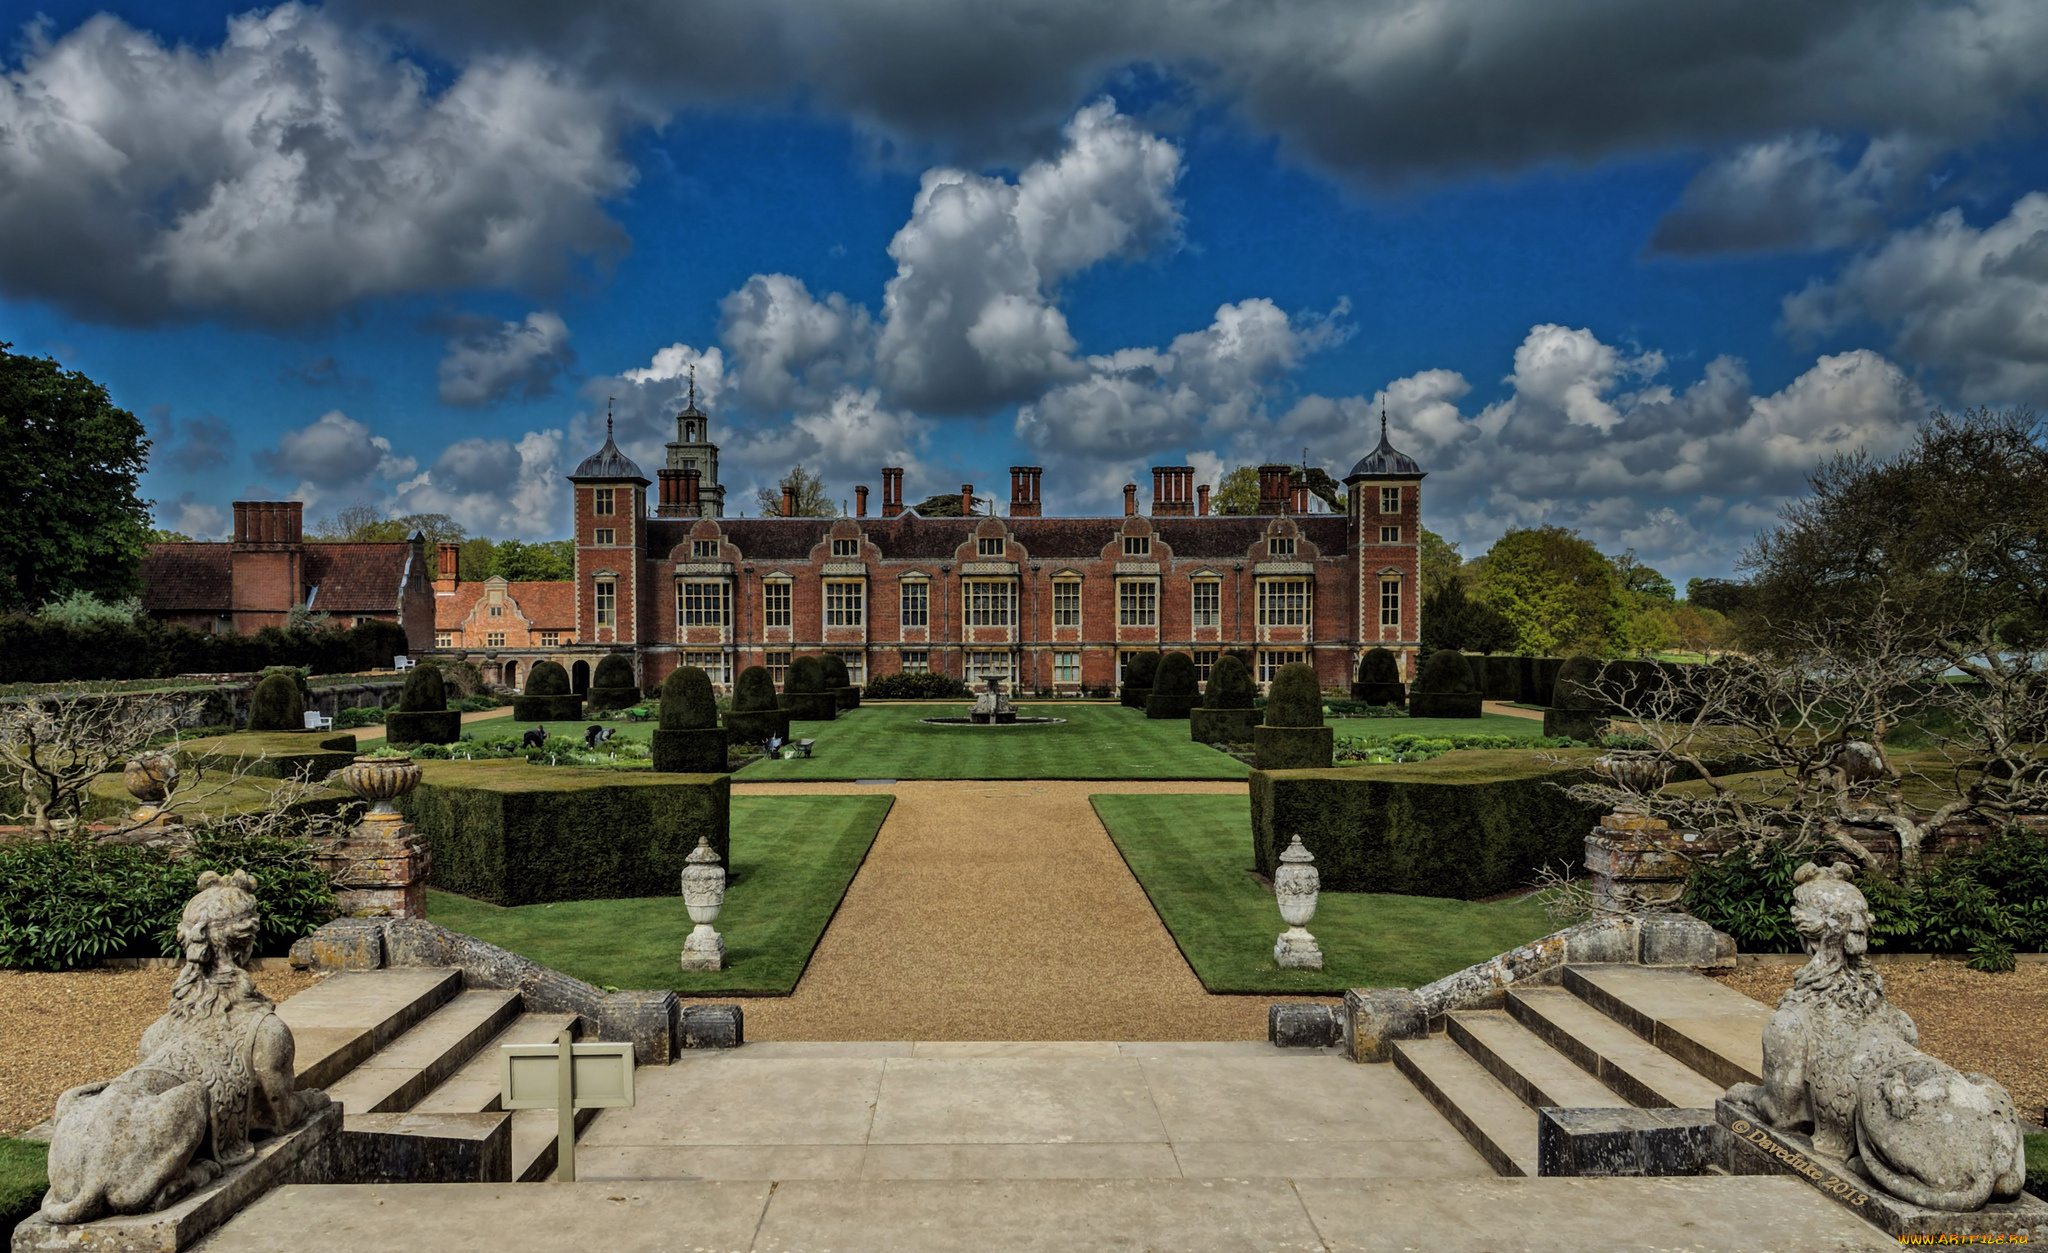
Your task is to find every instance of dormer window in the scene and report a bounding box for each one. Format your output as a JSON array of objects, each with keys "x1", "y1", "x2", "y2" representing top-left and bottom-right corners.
[
  {"x1": 978, "y1": 536, "x2": 1005, "y2": 557},
  {"x1": 1123, "y1": 535, "x2": 1150, "y2": 557},
  {"x1": 1268, "y1": 536, "x2": 1296, "y2": 557},
  {"x1": 692, "y1": 539, "x2": 719, "y2": 559},
  {"x1": 832, "y1": 538, "x2": 860, "y2": 558}
]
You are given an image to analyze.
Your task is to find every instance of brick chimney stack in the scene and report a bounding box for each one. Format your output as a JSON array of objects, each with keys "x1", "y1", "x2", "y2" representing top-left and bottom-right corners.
[
  {"x1": 855, "y1": 485, "x2": 869, "y2": 518},
  {"x1": 1008, "y1": 466, "x2": 1042, "y2": 517},
  {"x1": 961, "y1": 484, "x2": 975, "y2": 517},
  {"x1": 681, "y1": 468, "x2": 702, "y2": 514},
  {"x1": 1123, "y1": 483, "x2": 1138, "y2": 516},
  {"x1": 1150, "y1": 466, "x2": 1194, "y2": 517},
  {"x1": 881, "y1": 467, "x2": 904, "y2": 518},
  {"x1": 435, "y1": 542, "x2": 461, "y2": 592},
  {"x1": 1290, "y1": 475, "x2": 1310, "y2": 515},
  {"x1": 656, "y1": 468, "x2": 687, "y2": 517},
  {"x1": 232, "y1": 500, "x2": 304, "y2": 548},
  {"x1": 1256, "y1": 465, "x2": 1293, "y2": 516},
  {"x1": 1197, "y1": 483, "x2": 1210, "y2": 516},
  {"x1": 782, "y1": 486, "x2": 795, "y2": 517}
]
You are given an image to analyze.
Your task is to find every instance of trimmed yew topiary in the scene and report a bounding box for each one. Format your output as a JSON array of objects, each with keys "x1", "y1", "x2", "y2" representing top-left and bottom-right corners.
[
  {"x1": 820, "y1": 654, "x2": 860, "y2": 710},
  {"x1": 1255, "y1": 661, "x2": 1331, "y2": 768},
  {"x1": 1145, "y1": 651, "x2": 1200, "y2": 719},
  {"x1": 512, "y1": 660, "x2": 582, "y2": 722},
  {"x1": 1121, "y1": 651, "x2": 1159, "y2": 709},
  {"x1": 653, "y1": 665, "x2": 726, "y2": 772},
  {"x1": 780, "y1": 655, "x2": 837, "y2": 722},
  {"x1": 1191, "y1": 653, "x2": 1258, "y2": 742},
  {"x1": 722, "y1": 665, "x2": 791, "y2": 745},
  {"x1": 585, "y1": 653, "x2": 640, "y2": 714},
  {"x1": 1351, "y1": 646, "x2": 1406, "y2": 708},
  {"x1": 384, "y1": 662, "x2": 461, "y2": 745},
  {"x1": 1543, "y1": 653, "x2": 1607, "y2": 740},
  {"x1": 247, "y1": 672, "x2": 304, "y2": 731},
  {"x1": 1409, "y1": 648, "x2": 1482, "y2": 719}
]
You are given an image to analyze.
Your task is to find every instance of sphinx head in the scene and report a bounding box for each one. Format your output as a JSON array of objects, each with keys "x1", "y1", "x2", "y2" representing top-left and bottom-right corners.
[
  {"x1": 177, "y1": 869, "x2": 262, "y2": 971},
  {"x1": 1790, "y1": 861, "x2": 1870, "y2": 959}
]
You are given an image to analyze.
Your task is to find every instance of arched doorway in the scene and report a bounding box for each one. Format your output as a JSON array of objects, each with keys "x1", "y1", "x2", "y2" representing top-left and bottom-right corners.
[
  {"x1": 504, "y1": 660, "x2": 520, "y2": 691},
  {"x1": 571, "y1": 660, "x2": 590, "y2": 694}
]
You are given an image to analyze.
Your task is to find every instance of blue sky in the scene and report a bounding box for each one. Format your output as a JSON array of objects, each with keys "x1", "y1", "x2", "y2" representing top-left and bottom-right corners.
[{"x1": 4, "y1": 0, "x2": 2047, "y2": 587}]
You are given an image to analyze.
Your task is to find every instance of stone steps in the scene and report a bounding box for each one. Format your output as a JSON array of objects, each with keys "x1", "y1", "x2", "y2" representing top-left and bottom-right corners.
[
  {"x1": 1392, "y1": 965, "x2": 1742, "y2": 1178},
  {"x1": 277, "y1": 968, "x2": 463, "y2": 1089},
  {"x1": 1560, "y1": 964, "x2": 1768, "y2": 1088},
  {"x1": 321, "y1": 989, "x2": 524, "y2": 1115},
  {"x1": 1505, "y1": 988, "x2": 1727, "y2": 1109},
  {"x1": 411, "y1": 1012, "x2": 583, "y2": 1115}
]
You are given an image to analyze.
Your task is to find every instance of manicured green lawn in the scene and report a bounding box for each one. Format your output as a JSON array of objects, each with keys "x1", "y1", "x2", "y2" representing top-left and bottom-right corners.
[
  {"x1": 0, "y1": 1138, "x2": 48, "y2": 1243},
  {"x1": 1332, "y1": 712, "x2": 1551, "y2": 740},
  {"x1": 737, "y1": 702, "x2": 1248, "y2": 780},
  {"x1": 421, "y1": 793, "x2": 890, "y2": 994},
  {"x1": 1093, "y1": 793, "x2": 1559, "y2": 994}
]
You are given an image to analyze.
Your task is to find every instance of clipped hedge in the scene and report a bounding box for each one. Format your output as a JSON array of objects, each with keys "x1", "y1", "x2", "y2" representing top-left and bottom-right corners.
[
  {"x1": 1121, "y1": 652, "x2": 1159, "y2": 708},
  {"x1": 724, "y1": 664, "x2": 791, "y2": 743},
  {"x1": 1146, "y1": 652, "x2": 1199, "y2": 719},
  {"x1": 512, "y1": 660, "x2": 582, "y2": 722},
  {"x1": 1544, "y1": 653, "x2": 1606, "y2": 739},
  {"x1": 248, "y1": 672, "x2": 304, "y2": 731},
  {"x1": 1191, "y1": 708, "x2": 1259, "y2": 743},
  {"x1": 1249, "y1": 751, "x2": 1602, "y2": 895},
  {"x1": 1254, "y1": 724, "x2": 1333, "y2": 769},
  {"x1": 1409, "y1": 648, "x2": 1483, "y2": 719},
  {"x1": 174, "y1": 732, "x2": 360, "y2": 781},
  {"x1": 1351, "y1": 647, "x2": 1406, "y2": 708},
  {"x1": 1204, "y1": 654, "x2": 1256, "y2": 709},
  {"x1": 1480, "y1": 655, "x2": 1522, "y2": 703},
  {"x1": 780, "y1": 655, "x2": 837, "y2": 722},
  {"x1": 384, "y1": 663, "x2": 459, "y2": 746},
  {"x1": 401, "y1": 761, "x2": 730, "y2": 905},
  {"x1": 585, "y1": 653, "x2": 640, "y2": 714},
  {"x1": 653, "y1": 665, "x2": 725, "y2": 771},
  {"x1": 0, "y1": 614, "x2": 410, "y2": 684},
  {"x1": 863, "y1": 671, "x2": 969, "y2": 699}
]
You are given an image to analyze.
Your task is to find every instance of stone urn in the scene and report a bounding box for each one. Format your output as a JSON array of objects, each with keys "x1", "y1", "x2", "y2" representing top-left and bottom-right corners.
[
  {"x1": 123, "y1": 751, "x2": 181, "y2": 824},
  {"x1": 1272, "y1": 835, "x2": 1324, "y2": 970},
  {"x1": 335, "y1": 754, "x2": 423, "y2": 821},
  {"x1": 1594, "y1": 753, "x2": 1669, "y2": 798},
  {"x1": 679, "y1": 836, "x2": 727, "y2": 971}
]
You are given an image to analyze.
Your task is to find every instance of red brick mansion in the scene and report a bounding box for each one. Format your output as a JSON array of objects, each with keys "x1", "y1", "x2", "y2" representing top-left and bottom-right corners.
[{"x1": 549, "y1": 396, "x2": 1424, "y2": 696}]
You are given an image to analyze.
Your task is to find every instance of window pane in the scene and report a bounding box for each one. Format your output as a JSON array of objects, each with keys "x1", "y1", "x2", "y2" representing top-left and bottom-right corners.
[
  {"x1": 1053, "y1": 580, "x2": 1081, "y2": 627},
  {"x1": 1192, "y1": 580, "x2": 1219, "y2": 627},
  {"x1": 901, "y1": 650, "x2": 928, "y2": 673},
  {"x1": 1117, "y1": 580, "x2": 1156, "y2": 626},
  {"x1": 766, "y1": 651, "x2": 791, "y2": 685},
  {"x1": 679, "y1": 580, "x2": 730, "y2": 627},
  {"x1": 764, "y1": 582, "x2": 791, "y2": 628},
  {"x1": 1380, "y1": 578, "x2": 1401, "y2": 627},
  {"x1": 901, "y1": 581, "x2": 929, "y2": 627},
  {"x1": 1258, "y1": 579, "x2": 1310, "y2": 627},
  {"x1": 1054, "y1": 652, "x2": 1080, "y2": 683},
  {"x1": 826, "y1": 580, "x2": 865, "y2": 626},
  {"x1": 1193, "y1": 651, "x2": 1217, "y2": 683},
  {"x1": 594, "y1": 580, "x2": 615, "y2": 627},
  {"x1": 964, "y1": 580, "x2": 1015, "y2": 626},
  {"x1": 1380, "y1": 486, "x2": 1400, "y2": 513}
]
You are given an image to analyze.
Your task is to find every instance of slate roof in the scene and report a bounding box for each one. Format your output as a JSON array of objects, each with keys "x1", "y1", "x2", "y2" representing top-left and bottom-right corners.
[
  {"x1": 569, "y1": 434, "x2": 649, "y2": 483},
  {"x1": 303, "y1": 544, "x2": 415, "y2": 611},
  {"x1": 139, "y1": 544, "x2": 232, "y2": 611},
  {"x1": 1346, "y1": 415, "x2": 1425, "y2": 479}
]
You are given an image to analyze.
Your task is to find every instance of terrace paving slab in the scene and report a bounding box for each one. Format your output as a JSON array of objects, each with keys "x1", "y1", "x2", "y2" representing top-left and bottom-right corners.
[{"x1": 198, "y1": 1175, "x2": 1894, "y2": 1253}]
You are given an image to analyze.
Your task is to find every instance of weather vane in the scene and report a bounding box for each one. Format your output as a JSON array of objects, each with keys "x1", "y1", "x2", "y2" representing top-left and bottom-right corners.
[
  {"x1": 687, "y1": 363, "x2": 696, "y2": 409},
  {"x1": 607, "y1": 397, "x2": 614, "y2": 439}
]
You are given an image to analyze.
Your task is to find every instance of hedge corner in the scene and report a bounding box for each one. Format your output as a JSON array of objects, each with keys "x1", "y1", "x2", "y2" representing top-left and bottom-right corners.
[{"x1": 1253, "y1": 725, "x2": 1333, "y2": 770}]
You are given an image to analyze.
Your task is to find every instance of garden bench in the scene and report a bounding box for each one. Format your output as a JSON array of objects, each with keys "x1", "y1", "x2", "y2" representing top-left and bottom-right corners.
[{"x1": 303, "y1": 710, "x2": 335, "y2": 731}]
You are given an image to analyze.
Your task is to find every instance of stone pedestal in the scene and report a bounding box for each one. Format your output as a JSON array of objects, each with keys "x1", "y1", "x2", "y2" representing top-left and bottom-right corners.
[
  {"x1": 315, "y1": 818, "x2": 430, "y2": 920},
  {"x1": 1717, "y1": 1097, "x2": 2048, "y2": 1242},
  {"x1": 1584, "y1": 814, "x2": 1718, "y2": 914},
  {"x1": 679, "y1": 925, "x2": 727, "y2": 971},
  {"x1": 1273, "y1": 928, "x2": 1323, "y2": 969}
]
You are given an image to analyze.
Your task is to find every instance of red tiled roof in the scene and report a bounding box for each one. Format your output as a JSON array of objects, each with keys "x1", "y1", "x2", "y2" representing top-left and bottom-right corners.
[
  {"x1": 505, "y1": 582, "x2": 574, "y2": 629},
  {"x1": 436, "y1": 582, "x2": 485, "y2": 629},
  {"x1": 140, "y1": 543, "x2": 231, "y2": 611},
  {"x1": 303, "y1": 544, "x2": 415, "y2": 611}
]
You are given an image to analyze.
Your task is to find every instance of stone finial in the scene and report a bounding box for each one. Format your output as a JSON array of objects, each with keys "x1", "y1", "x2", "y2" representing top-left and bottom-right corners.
[
  {"x1": 122, "y1": 751, "x2": 183, "y2": 828},
  {"x1": 39, "y1": 871, "x2": 332, "y2": 1224},
  {"x1": 1722, "y1": 862, "x2": 2027, "y2": 1213},
  {"x1": 1272, "y1": 835, "x2": 1323, "y2": 969},
  {"x1": 679, "y1": 835, "x2": 727, "y2": 971}
]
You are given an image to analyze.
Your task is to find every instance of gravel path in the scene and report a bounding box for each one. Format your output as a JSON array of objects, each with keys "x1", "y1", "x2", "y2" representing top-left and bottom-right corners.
[
  {"x1": 687, "y1": 780, "x2": 1336, "y2": 1040},
  {"x1": 1712, "y1": 962, "x2": 2048, "y2": 1126},
  {"x1": 0, "y1": 966, "x2": 322, "y2": 1135}
]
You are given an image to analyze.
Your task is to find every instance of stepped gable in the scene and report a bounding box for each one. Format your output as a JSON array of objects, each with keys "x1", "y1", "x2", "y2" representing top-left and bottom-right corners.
[
  {"x1": 139, "y1": 542, "x2": 232, "y2": 611},
  {"x1": 303, "y1": 543, "x2": 416, "y2": 611}
]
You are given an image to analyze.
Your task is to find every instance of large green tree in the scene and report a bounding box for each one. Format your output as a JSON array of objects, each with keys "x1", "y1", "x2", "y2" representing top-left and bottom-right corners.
[
  {"x1": 1418, "y1": 528, "x2": 1464, "y2": 601},
  {"x1": 1211, "y1": 466, "x2": 1260, "y2": 515},
  {"x1": 489, "y1": 539, "x2": 575, "y2": 581},
  {"x1": 756, "y1": 464, "x2": 837, "y2": 517},
  {"x1": 310, "y1": 501, "x2": 466, "y2": 545},
  {"x1": 1475, "y1": 525, "x2": 1624, "y2": 656},
  {"x1": 0, "y1": 345, "x2": 153, "y2": 612}
]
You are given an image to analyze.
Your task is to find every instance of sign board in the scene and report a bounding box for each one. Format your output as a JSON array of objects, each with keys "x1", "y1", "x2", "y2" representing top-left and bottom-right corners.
[{"x1": 500, "y1": 1031, "x2": 635, "y2": 1181}]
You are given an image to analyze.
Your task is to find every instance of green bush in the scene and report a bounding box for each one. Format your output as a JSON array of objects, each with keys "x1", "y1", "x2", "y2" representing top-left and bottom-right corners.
[
  {"x1": 512, "y1": 660, "x2": 581, "y2": 721},
  {"x1": 780, "y1": 655, "x2": 836, "y2": 721},
  {"x1": 1529, "y1": 656, "x2": 1565, "y2": 706},
  {"x1": 660, "y1": 665, "x2": 718, "y2": 730},
  {"x1": 1685, "y1": 831, "x2": 2048, "y2": 960},
  {"x1": 820, "y1": 654, "x2": 850, "y2": 689},
  {"x1": 247, "y1": 672, "x2": 304, "y2": 730},
  {"x1": 1121, "y1": 652, "x2": 1159, "y2": 708},
  {"x1": 0, "y1": 829, "x2": 337, "y2": 970},
  {"x1": 402, "y1": 764, "x2": 730, "y2": 905},
  {"x1": 788, "y1": 655, "x2": 825, "y2": 692},
  {"x1": 1480, "y1": 655, "x2": 1522, "y2": 702},
  {"x1": 173, "y1": 732, "x2": 359, "y2": 781},
  {"x1": 585, "y1": 653, "x2": 639, "y2": 714},
  {"x1": 864, "y1": 671, "x2": 969, "y2": 699},
  {"x1": 1204, "y1": 654, "x2": 1255, "y2": 709},
  {"x1": 1351, "y1": 647, "x2": 1406, "y2": 707},
  {"x1": 1190, "y1": 707, "x2": 1259, "y2": 743},
  {"x1": 1263, "y1": 662, "x2": 1323, "y2": 727},
  {"x1": 1250, "y1": 755, "x2": 1601, "y2": 894},
  {"x1": 1146, "y1": 652, "x2": 1200, "y2": 719},
  {"x1": 1254, "y1": 725, "x2": 1333, "y2": 769},
  {"x1": 0, "y1": 614, "x2": 412, "y2": 684},
  {"x1": 333, "y1": 704, "x2": 387, "y2": 729},
  {"x1": 1543, "y1": 653, "x2": 1607, "y2": 739},
  {"x1": 384, "y1": 662, "x2": 459, "y2": 746},
  {"x1": 1335, "y1": 732, "x2": 1585, "y2": 763},
  {"x1": 1409, "y1": 648, "x2": 1483, "y2": 718}
]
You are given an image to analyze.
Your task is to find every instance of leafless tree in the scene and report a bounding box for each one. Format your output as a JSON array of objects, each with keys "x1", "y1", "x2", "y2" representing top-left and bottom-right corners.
[{"x1": 0, "y1": 694, "x2": 185, "y2": 833}]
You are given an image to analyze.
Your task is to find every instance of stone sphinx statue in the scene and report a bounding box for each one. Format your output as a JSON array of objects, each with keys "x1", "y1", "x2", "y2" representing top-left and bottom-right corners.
[
  {"x1": 40, "y1": 871, "x2": 331, "y2": 1224},
  {"x1": 1725, "y1": 862, "x2": 2026, "y2": 1212}
]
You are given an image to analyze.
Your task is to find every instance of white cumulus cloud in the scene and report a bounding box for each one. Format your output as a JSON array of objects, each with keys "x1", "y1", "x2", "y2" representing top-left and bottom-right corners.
[{"x1": 437, "y1": 311, "x2": 576, "y2": 407}]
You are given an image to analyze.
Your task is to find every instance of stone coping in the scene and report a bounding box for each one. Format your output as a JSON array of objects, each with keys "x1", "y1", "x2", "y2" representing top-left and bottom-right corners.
[{"x1": 1733, "y1": 951, "x2": 2048, "y2": 965}]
